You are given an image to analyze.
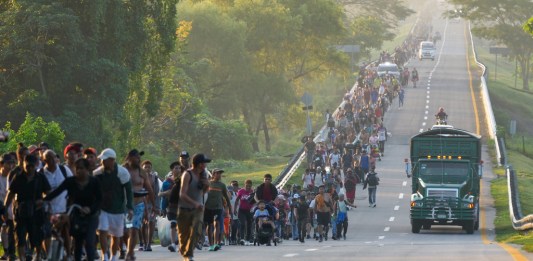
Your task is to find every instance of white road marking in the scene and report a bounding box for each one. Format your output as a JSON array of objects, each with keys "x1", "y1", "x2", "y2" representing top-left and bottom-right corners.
[
  {"x1": 305, "y1": 249, "x2": 318, "y2": 252},
  {"x1": 427, "y1": 90, "x2": 430, "y2": 94},
  {"x1": 426, "y1": 100, "x2": 429, "y2": 103},
  {"x1": 419, "y1": 129, "x2": 424, "y2": 132},
  {"x1": 402, "y1": 181, "x2": 407, "y2": 186},
  {"x1": 384, "y1": 227, "x2": 390, "y2": 232},
  {"x1": 425, "y1": 105, "x2": 429, "y2": 109},
  {"x1": 389, "y1": 217, "x2": 395, "y2": 222},
  {"x1": 394, "y1": 205, "x2": 400, "y2": 210},
  {"x1": 379, "y1": 236, "x2": 385, "y2": 240},
  {"x1": 399, "y1": 193, "x2": 404, "y2": 199},
  {"x1": 427, "y1": 95, "x2": 430, "y2": 99},
  {"x1": 422, "y1": 122, "x2": 426, "y2": 126},
  {"x1": 424, "y1": 116, "x2": 427, "y2": 120},
  {"x1": 284, "y1": 254, "x2": 299, "y2": 257},
  {"x1": 427, "y1": 86, "x2": 430, "y2": 90}
]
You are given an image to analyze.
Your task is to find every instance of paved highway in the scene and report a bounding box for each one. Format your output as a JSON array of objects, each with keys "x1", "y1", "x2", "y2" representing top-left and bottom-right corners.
[{"x1": 136, "y1": 8, "x2": 533, "y2": 261}]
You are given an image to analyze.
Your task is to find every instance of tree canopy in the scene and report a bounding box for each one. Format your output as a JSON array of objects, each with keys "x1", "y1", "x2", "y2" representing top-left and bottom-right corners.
[{"x1": 446, "y1": 0, "x2": 533, "y2": 90}]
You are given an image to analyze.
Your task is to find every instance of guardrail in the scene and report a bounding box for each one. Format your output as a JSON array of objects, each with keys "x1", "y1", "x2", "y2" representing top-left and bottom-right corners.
[
  {"x1": 275, "y1": 81, "x2": 359, "y2": 190},
  {"x1": 468, "y1": 22, "x2": 532, "y2": 231}
]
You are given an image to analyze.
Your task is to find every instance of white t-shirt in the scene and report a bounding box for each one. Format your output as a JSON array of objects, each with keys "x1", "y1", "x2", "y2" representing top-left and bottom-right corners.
[
  {"x1": 302, "y1": 173, "x2": 313, "y2": 188},
  {"x1": 329, "y1": 153, "x2": 341, "y2": 167},
  {"x1": 43, "y1": 165, "x2": 74, "y2": 214}
]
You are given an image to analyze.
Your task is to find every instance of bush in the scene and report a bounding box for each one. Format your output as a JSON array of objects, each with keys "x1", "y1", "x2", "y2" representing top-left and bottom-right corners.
[
  {"x1": 0, "y1": 113, "x2": 65, "y2": 153},
  {"x1": 190, "y1": 113, "x2": 252, "y2": 160}
]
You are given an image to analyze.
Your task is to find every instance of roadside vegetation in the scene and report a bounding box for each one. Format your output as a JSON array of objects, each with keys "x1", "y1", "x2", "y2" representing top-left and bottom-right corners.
[{"x1": 473, "y1": 37, "x2": 533, "y2": 251}]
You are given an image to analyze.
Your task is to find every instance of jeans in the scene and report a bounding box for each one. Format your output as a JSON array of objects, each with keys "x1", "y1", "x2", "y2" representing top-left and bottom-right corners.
[
  {"x1": 238, "y1": 209, "x2": 253, "y2": 242},
  {"x1": 230, "y1": 219, "x2": 240, "y2": 242},
  {"x1": 331, "y1": 217, "x2": 337, "y2": 237},
  {"x1": 291, "y1": 217, "x2": 298, "y2": 240},
  {"x1": 368, "y1": 187, "x2": 377, "y2": 205},
  {"x1": 73, "y1": 215, "x2": 99, "y2": 261}
]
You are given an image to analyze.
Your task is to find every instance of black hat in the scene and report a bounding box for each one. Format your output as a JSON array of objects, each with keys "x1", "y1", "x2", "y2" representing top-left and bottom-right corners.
[
  {"x1": 127, "y1": 149, "x2": 145, "y2": 158},
  {"x1": 179, "y1": 151, "x2": 190, "y2": 158},
  {"x1": 0, "y1": 153, "x2": 15, "y2": 164},
  {"x1": 192, "y1": 153, "x2": 211, "y2": 165}
]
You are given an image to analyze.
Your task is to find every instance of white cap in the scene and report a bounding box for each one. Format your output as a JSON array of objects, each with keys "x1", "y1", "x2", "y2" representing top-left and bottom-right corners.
[
  {"x1": 98, "y1": 148, "x2": 116, "y2": 161},
  {"x1": 293, "y1": 194, "x2": 300, "y2": 199}
]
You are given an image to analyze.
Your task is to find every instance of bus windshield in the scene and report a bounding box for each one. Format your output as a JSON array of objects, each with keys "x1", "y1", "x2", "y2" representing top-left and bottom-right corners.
[{"x1": 419, "y1": 161, "x2": 469, "y2": 178}]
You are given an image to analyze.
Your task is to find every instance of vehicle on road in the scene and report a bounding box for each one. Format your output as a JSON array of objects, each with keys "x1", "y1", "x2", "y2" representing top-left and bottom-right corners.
[
  {"x1": 376, "y1": 62, "x2": 401, "y2": 78},
  {"x1": 418, "y1": 41, "x2": 436, "y2": 61},
  {"x1": 409, "y1": 127, "x2": 482, "y2": 234}
]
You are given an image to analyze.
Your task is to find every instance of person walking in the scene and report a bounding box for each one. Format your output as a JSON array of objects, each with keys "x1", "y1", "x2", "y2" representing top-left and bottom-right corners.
[
  {"x1": 411, "y1": 68, "x2": 419, "y2": 88},
  {"x1": 0, "y1": 153, "x2": 16, "y2": 261},
  {"x1": 398, "y1": 88, "x2": 405, "y2": 109},
  {"x1": 94, "y1": 148, "x2": 134, "y2": 261},
  {"x1": 203, "y1": 168, "x2": 231, "y2": 251},
  {"x1": 177, "y1": 154, "x2": 210, "y2": 261},
  {"x1": 334, "y1": 194, "x2": 356, "y2": 240},
  {"x1": 313, "y1": 185, "x2": 332, "y2": 242},
  {"x1": 292, "y1": 194, "x2": 309, "y2": 243},
  {"x1": 4, "y1": 154, "x2": 51, "y2": 261},
  {"x1": 234, "y1": 180, "x2": 254, "y2": 246},
  {"x1": 44, "y1": 158, "x2": 102, "y2": 261},
  {"x1": 363, "y1": 167, "x2": 380, "y2": 207}
]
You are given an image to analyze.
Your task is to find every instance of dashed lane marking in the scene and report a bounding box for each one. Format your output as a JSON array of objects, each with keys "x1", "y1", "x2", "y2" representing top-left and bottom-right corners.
[
  {"x1": 305, "y1": 249, "x2": 318, "y2": 252},
  {"x1": 402, "y1": 181, "x2": 407, "y2": 186},
  {"x1": 379, "y1": 236, "x2": 385, "y2": 240},
  {"x1": 394, "y1": 205, "x2": 400, "y2": 211},
  {"x1": 284, "y1": 254, "x2": 299, "y2": 257},
  {"x1": 399, "y1": 193, "x2": 404, "y2": 199},
  {"x1": 389, "y1": 217, "x2": 395, "y2": 222},
  {"x1": 384, "y1": 227, "x2": 390, "y2": 232}
]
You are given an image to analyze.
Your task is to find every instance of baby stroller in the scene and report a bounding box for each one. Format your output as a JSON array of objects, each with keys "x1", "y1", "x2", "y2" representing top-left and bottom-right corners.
[{"x1": 252, "y1": 203, "x2": 278, "y2": 246}]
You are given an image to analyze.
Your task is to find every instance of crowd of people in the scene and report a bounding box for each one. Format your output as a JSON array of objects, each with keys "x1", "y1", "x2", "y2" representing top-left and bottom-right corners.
[{"x1": 0, "y1": 41, "x2": 419, "y2": 261}]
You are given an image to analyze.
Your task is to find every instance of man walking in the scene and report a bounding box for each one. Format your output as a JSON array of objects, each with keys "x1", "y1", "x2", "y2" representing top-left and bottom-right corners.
[
  {"x1": 203, "y1": 168, "x2": 231, "y2": 251},
  {"x1": 363, "y1": 166, "x2": 380, "y2": 208},
  {"x1": 94, "y1": 149, "x2": 134, "y2": 261},
  {"x1": 177, "y1": 154, "x2": 210, "y2": 261}
]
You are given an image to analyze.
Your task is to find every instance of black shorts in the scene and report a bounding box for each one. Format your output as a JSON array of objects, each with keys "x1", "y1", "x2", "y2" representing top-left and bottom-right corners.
[
  {"x1": 203, "y1": 209, "x2": 223, "y2": 224},
  {"x1": 316, "y1": 211, "x2": 330, "y2": 226}
]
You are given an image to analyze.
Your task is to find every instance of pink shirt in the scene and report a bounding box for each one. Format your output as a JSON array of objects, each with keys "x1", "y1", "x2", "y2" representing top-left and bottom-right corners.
[{"x1": 237, "y1": 188, "x2": 254, "y2": 211}]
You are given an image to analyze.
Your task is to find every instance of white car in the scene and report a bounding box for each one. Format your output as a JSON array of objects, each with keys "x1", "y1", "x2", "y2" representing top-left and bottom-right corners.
[
  {"x1": 418, "y1": 41, "x2": 436, "y2": 61},
  {"x1": 376, "y1": 62, "x2": 401, "y2": 78}
]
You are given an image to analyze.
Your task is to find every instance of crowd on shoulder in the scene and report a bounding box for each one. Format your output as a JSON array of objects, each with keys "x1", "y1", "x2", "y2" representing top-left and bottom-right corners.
[{"x1": 0, "y1": 44, "x2": 415, "y2": 261}]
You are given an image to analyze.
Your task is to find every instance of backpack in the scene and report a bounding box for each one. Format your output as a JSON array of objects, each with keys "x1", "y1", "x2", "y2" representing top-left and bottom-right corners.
[
  {"x1": 168, "y1": 170, "x2": 193, "y2": 205},
  {"x1": 367, "y1": 173, "x2": 379, "y2": 186}
]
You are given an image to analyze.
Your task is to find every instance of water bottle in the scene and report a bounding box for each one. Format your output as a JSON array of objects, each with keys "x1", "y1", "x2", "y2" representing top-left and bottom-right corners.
[{"x1": 125, "y1": 215, "x2": 133, "y2": 229}]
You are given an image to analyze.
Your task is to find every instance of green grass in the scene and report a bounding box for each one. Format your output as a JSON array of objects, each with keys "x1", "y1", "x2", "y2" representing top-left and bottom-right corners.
[
  {"x1": 472, "y1": 37, "x2": 533, "y2": 251},
  {"x1": 491, "y1": 151, "x2": 533, "y2": 250}
]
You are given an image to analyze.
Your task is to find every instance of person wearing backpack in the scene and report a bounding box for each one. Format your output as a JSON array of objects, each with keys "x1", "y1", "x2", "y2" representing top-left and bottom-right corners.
[
  {"x1": 363, "y1": 166, "x2": 380, "y2": 208},
  {"x1": 41, "y1": 149, "x2": 74, "y2": 260}
]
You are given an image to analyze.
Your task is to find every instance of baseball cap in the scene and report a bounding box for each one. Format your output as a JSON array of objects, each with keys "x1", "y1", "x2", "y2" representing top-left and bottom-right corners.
[
  {"x1": 127, "y1": 149, "x2": 144, "y2": 158},
  {"x1": 83, "y1": 147, "x2": 97, "y2": 156},
  {"x1": 179, "y1": 151, "x2": 190, "y2": 158},
  {"x1": 192, "y1": 153, "x2": 211, "y2": 165},
  {"x1": 64, "y1": 144, "x2": 82, "y2": 157},
  {"x1": 293, "y1": 194, "x2": 300, "y2": 199},
  {"x1": 0, "y1": 153, "x2": 15, "y2": 164},
  {"x1": 98, "y1": 148, "x2": 117, "y2": 161},
  {"x1": 212, "y1": 168, "x2": 224, "y2": 174}
]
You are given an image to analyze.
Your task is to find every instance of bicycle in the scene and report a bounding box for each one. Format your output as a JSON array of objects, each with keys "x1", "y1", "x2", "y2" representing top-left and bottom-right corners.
[{"x1": 48, "y1": 204, "x2": 82, "y2": 261}]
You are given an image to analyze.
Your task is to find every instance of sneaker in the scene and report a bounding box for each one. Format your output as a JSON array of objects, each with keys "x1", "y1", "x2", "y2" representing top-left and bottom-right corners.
[
  {"x1": 168, "y1": 245, "x2": 176, "y2": 252},
  {"x1": 119, "y1": 250, "x2": 125, "y2": 260},
  {"x1": 319, "y1": 236, "x2": 323, "y2": 243},
  {"x1": 373, "y1": 204, "x2": 377, "y2": 208},
  {"x1": 0, "y1": 255, "x2": 8, "y2": 260},
  {"x1": 343, "y1": 235, "x2": 346, "y2": 240},
  {"x1": 239, "y1": 239, "x2": 245, "y2": 245},
  {"x1": 208, "y1": 245, "x2": 216, "y2": 251},
  {"x1": 195, "y1": 242, "x2": 202, "y2": 251},
  {"x1": 306, "y1": 235, "x2": 310, "y2": 239},
  {"x1": 214, "y1": 244, "x2": 221, "y2": 251},
  {"x1": 144, "y1": 246, "x2": 152, "y2": 252}
]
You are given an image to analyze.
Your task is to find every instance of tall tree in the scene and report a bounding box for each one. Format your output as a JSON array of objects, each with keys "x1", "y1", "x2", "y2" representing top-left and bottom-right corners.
[
  {"x1": 447, "y1": 0, "x2": 533, "y2": 90},
  {"x1": 525, "y1": 17, "x2": 533, "y2": 36}
]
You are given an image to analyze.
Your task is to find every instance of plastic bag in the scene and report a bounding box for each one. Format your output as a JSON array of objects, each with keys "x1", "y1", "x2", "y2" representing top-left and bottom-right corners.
[{"x1": 157, "y1": 216, "x2": 172, "y2": 247}]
